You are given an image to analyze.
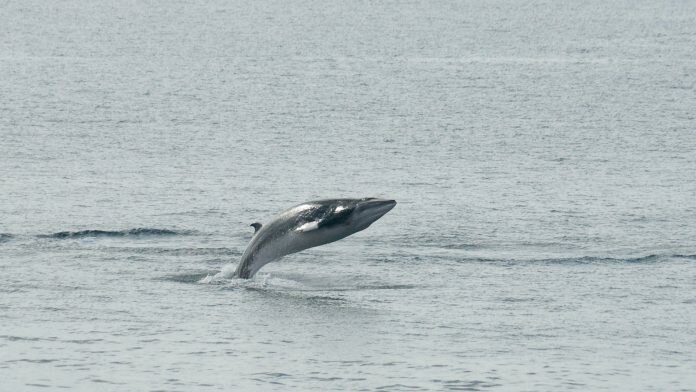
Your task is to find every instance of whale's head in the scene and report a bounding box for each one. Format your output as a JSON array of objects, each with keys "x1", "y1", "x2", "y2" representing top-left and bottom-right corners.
[
  {"x1": 292, "y1": 197, "x2": 396, "y2": 240},
  {"x1": 349, "y1": 197, "x2": 397, "y2": 231}
]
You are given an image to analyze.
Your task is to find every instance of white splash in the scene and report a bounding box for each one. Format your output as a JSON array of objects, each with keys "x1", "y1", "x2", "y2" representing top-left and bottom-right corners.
[{"x1": 197, "y1": 263, "x2": 238, "y2": 284}]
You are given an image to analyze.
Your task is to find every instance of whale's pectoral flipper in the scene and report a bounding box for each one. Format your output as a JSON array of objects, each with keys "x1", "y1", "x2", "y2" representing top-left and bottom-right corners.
[{"x1": 250, "y1": 222, "x2": 263, "y2": 233}]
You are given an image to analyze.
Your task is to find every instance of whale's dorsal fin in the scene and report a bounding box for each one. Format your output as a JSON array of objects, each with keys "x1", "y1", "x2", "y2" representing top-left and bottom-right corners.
[{"x1": 250, "y1": 222, "x2": 262, "y2": 233}]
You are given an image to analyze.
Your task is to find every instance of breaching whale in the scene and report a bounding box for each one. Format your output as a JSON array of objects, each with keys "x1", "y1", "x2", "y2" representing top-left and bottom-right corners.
[{"x1": 233, "y1": 198, "x2": 396, "y2": 278}]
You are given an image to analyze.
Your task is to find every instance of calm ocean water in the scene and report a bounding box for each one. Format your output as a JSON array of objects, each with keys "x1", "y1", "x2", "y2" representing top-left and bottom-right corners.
[{"x1": 2, "y1": 0, "x2": 696, "y2": 390}]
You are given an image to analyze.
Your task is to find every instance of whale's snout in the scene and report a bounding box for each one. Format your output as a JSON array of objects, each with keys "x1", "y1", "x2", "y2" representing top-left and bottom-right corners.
[
  {"x1": 368, "y1": 198, "x2": 396, "y2": 214},
  {"x1": 354, "y1": 198, "x2": 396, "y2": 229}
]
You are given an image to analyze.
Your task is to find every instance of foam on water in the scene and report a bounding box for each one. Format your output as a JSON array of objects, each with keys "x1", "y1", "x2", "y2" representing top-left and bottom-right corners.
[{"x1": 198, "y1": 263, "x2": 239, "y2": 284}]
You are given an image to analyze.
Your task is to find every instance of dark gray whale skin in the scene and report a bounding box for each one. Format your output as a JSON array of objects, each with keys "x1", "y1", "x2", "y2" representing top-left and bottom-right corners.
[{"x1": 234, "y1": 198, "x2": 396, "y2": 278}]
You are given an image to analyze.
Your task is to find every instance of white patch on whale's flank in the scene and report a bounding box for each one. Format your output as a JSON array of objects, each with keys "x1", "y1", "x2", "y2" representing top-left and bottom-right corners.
[
  {"x1": 296, "y1": 221, "x2": 319, "y2": 232},
  {"x1": 335, "y1": 206, "x2": 345, "y2": 212}
]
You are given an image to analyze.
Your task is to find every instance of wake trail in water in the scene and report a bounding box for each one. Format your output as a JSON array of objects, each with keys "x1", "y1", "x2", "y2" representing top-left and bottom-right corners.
[
  {"x1": 423, "y1": 252, "x2": 696, "y2": 265},
  {"x1": 503, "y1": 254, "x2": 695, "y2": 264},
  {"x1": 37, "y1": 228, "x2": 191, "y2": 239}
]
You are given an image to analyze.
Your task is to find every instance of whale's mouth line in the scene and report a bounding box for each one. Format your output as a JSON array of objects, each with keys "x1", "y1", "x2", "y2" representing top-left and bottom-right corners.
[
  {"x1": 358, "y1": 200, "x2": 397, "y2": 223},
  {"x1": 363, "y1": 209, "x2": 392, "y2": 222}
]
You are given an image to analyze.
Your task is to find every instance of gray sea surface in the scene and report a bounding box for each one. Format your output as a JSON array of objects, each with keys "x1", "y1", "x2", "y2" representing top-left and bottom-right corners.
[{"x1": 2, "y1": 0, "x2": 696, "y2": 390}]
